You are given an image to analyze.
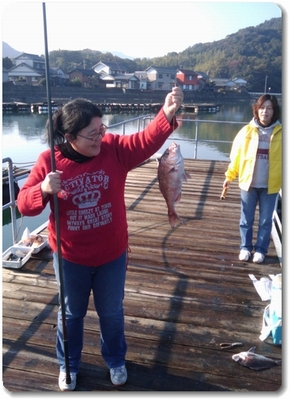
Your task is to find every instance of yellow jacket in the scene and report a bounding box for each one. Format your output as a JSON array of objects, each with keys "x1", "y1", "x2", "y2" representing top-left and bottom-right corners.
[{"x1": 225, "y1": 121, "x2": 282, "y2": 194}]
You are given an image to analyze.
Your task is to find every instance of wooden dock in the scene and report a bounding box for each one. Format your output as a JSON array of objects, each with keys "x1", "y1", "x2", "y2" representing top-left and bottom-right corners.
[{"x1": 2, "y1": 159, "x2": 282, "y2": 392}]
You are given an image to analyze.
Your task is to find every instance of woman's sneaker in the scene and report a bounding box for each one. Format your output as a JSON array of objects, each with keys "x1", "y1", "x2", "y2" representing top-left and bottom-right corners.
[
  {"x1": 253, "y1": 252, "x2": 265, "y2": 263},
  {"x1": 58, "y1": 371, "x2": 77, "y2": 391},
  {"x1": 110, "y1": 365, "x2": 127, "y2": 386},
  {"x1": 239, "y1": 250, "x2": 251, "y2": 261}
]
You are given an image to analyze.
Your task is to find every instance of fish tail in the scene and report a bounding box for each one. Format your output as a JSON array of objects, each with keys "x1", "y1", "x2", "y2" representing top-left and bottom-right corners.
[{"x1": 169, "y1": 211, "x2": 180, "y2": 228}]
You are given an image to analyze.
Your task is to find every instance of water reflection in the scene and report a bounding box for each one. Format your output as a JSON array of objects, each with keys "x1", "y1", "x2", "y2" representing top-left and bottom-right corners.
[
  {"x1": 3, "y1": 101, "x2": 279, "y2": 164},
  {"x1": 3, "y1": 114, "x2": 47, "y2": 139}
]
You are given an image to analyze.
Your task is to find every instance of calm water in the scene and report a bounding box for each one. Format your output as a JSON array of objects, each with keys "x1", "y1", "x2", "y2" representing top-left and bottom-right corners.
[{"x1": 2, "y1": 102, "x2": 255, "y2": 250}]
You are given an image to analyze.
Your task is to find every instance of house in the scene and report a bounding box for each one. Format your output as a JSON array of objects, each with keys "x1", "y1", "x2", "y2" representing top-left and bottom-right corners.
[
  {"x1": 8, "y1": 62, "x2": 44, "y2": 85},
  {"x1": 134, "y1": 71, "x2": 148, "y2": 90},
  {"x1": 92, "y1": 60, "x2": 130, "y2": 88},
  {"x1": 92, "y1": 60, "x2": 129, "y2": 76},
  {"x1": 176, "y1": 69, "x2": 201, "y2": 91},
  {"x1": 14, "y1": 53, "x2": 45, "y2": 70},
  {"x1": 98, "y1": 73, "x2": 115, "y2": 88},
  {"x1": 146, "y1": 66, "x2": 177, "y2": 90},
  {"x1": 195, "y1": 71, "x2": 210, "y2": 82},
  {"x1": 233, "y1": 77, "x2": 247, "y2": 88},
  {"x1": 69, "y1": 68, "x2": 97, "y2": 88},
  {"x1": 113, "y1": 71, "x2": 149, "y2": 90},
  {"x1": 49, "y1": 66, "x2": 68, "y2": 86},
  {"x1": 8, "y1": 52, "x2": 45, "y2": 85},
  {"x1": 210, "y1": 78, "x2": 238, "y2": 91},
  {"x1": 113, "y1": 73, "x2": 135, "y2": 89},
  {"x1": 7, "y1": 53, "x2": 67, "y2": 86},
  {"x1": 195, "y1": 71, "x2": 210, "y2": 90}
]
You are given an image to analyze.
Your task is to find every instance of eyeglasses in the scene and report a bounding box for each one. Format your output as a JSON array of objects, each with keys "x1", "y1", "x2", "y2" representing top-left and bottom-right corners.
[{"x1": 77, "y1": 124, "x2": 107, "y2": 141}]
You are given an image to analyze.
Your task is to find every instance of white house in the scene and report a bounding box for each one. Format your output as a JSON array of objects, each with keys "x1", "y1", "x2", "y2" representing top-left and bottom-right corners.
[
  {"x1": 210, "y1": 78, "x2": 237, "y2": 90},
  {"x1": 146, "y1": 66, "x2": 177, "y2": 90},
  {"x1": 92, "y1": 60, "x2": 129, "y2": 76},
  {"x1": 14, "y1": 53, "x2": 45, "y2": 70},
  {"x1": 134, "y1": 71, "x2": 148, "y2": 90},
  {"x1": 8, "y1": 62, "x2": 44, "y2": 85},
  {"x1": 7, "y1": 53, "x2": 67, "y2": 86},
  {"x1": 233, "y1": 77, "x2": 247, "y2": 87}
]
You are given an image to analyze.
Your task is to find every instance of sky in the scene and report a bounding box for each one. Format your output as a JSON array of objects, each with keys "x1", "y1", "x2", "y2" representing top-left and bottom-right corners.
[{"x1": 1, "y1": 0, "x2": 285, "y2": 59}]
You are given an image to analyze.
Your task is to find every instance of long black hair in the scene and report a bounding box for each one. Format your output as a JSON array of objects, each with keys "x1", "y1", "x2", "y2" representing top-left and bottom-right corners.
[{"x1": 45, "y1": 98, "x2": 103, "y2": 146}]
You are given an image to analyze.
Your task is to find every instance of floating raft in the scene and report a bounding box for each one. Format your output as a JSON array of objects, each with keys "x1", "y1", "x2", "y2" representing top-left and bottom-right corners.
[
  {"x1": 3, "y1": 102, "x2": 220, "y2": 115},
  {"x1": 181, "y1": 103, "x2": 220, "y2": 113},
  {"x1": 30, "y1": 102, "x2": 60, "y2": 114},
  {"x1": 2, "y1": 102, "x2": 31, "y2": 113}
]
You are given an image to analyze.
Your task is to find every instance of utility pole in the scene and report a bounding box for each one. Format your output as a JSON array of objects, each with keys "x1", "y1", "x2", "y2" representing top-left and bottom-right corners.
[{"x1": 264, "y1": 75, "x2": 268, "y2": 93}]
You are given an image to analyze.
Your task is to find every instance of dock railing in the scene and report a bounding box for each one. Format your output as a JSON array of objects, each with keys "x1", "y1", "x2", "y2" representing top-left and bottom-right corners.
[
  {"x1": 2, "y1": 115, "x2": 282, "y2": 263},
  {"x1": 2, "y1": 157, "x2": 22, "y2": 245},
  {"x1": 108, "y1": 115, "x2": 245, "y2": 160},
  {"x1": 271, "y1": 189, "x2": 282, "y2": 266}
]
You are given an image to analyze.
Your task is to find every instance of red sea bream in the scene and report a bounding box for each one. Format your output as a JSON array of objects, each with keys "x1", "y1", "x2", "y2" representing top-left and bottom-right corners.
[{"x1": 157, "y1": 142, "x2": 191, "y2": 227}]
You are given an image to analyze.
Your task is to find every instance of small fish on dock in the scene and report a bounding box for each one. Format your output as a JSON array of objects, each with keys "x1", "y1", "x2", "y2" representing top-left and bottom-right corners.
[
  {"x1": 220, "y1": 342, "x2": 243, "y2": 349},
  {"x1": 157, "y1": 142, "x2": 191, "y2": 227},
  {"x1": 232, "y1": 346, "x2": 281, "y2": 371}
]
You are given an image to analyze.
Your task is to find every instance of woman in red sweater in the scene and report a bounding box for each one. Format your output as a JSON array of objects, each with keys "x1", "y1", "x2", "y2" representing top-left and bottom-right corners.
[{"x1": 17, "y1": 87, "x2": 183, "y2": 391}]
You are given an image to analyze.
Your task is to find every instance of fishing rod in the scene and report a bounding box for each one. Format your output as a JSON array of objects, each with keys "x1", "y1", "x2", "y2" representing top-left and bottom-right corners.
[{"x1": 42, "y1": 2, "x2": 71, "y2": 385}]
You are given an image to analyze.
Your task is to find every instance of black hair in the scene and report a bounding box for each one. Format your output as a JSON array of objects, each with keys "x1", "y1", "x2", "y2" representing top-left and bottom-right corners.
[{"x1": 45, "y1": 98, "x2": 103, "y2": 145}]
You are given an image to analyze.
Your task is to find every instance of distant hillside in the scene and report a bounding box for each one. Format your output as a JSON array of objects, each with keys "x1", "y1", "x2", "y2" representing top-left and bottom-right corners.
[
  {"x1": 49, "y1": 17, "x2": 282, "y2": 92},
  {"x1": 135, "y1": 17, "x2": 282, "y2": 92},
  {"x1": 2, "y1": 41, "x2": 21, "y2": 58},
  {"x1": 3, "y1": 17, "x2": 282, "y2": 92}
]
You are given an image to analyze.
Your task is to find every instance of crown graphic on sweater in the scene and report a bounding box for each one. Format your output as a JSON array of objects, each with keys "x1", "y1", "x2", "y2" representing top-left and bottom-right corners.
[{"x1": 72, "y1": 190, "x2": 101, "y2": 208}]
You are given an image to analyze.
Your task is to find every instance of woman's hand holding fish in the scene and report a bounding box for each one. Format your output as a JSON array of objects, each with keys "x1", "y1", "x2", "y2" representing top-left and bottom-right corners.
[
  {"x1": 41, "y1": 170, "x2": 63, "y2": 199},
  {"x1": 163, "y1": 87, "x2": 184, "y2": 122}
]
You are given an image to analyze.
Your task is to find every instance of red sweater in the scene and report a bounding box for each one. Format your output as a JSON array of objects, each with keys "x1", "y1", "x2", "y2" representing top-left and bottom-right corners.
[{"x1": 17, "y1": 108, "x2": 177, "y2": 266}]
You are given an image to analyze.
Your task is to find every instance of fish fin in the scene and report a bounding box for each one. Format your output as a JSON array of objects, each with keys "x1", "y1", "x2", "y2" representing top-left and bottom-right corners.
[
  {"x1": 175, "y1": 193, "x2": 182, "y2": 205},
  {"x1": 232, "y1": 354, "x2": 240, "y2": 362},
  {"x1": 168, "y1": 167, "x2": 178, "y2": 173},
  {"x1": 182, "y1": 171, "x2": 192, "y2": 182},
  {"x1": 248, "y1": 347, "x2": 256, "y2": 353}
]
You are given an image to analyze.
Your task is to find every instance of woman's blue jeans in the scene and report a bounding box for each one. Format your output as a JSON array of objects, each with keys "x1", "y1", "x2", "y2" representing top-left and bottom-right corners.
[
  {"x1": 53, "y1": 251, "x2": 127, "y2": 373},
  {"x1": 240, "y1": 187, "x2": 278, "y2": 255}
]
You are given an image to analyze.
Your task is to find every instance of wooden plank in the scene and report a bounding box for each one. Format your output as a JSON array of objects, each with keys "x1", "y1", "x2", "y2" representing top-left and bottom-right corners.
[{"x1": 2, "y1": 159, "x2": 282, "y2": 392}]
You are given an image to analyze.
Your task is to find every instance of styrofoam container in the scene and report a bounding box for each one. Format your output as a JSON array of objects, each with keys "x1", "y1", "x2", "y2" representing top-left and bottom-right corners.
[
  {"x1": 17, "y1": 235, "x2": 48, "y2": 254},
  {"x1": 2, "y1": 246, "x2": 33, "y2": 269},
  {"x1": 31, "y1": 235, "x2": 48, "y2": 254}
]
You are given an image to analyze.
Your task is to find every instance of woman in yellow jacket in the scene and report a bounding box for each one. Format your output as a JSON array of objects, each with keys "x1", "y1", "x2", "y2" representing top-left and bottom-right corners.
[{"x1": 223, "y1": 94, "x2": 282, "y2": 263}]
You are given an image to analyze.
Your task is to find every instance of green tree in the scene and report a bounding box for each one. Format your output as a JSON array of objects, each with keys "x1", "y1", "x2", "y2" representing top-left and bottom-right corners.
[{"x1": 3, "y1": 57, "x2": 13, "y2": 69}]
